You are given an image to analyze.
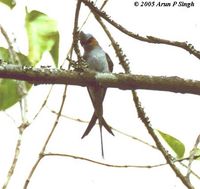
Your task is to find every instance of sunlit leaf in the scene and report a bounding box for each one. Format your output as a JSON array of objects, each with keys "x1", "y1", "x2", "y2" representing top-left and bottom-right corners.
[
  {"x1": 25, "y1": 10, "x2": 59, "y2": 66},
  {"x1": 191, "y1": 148, "x2": 200, "y2": 160},
  {"x1": 0, "y1": 0, "x2": 16, "y2": 8},
  {"x1": 0, "y1": 47, "x2": 32, "y2": 110},
  {"x1": 157, "y1": 130, "x2": 185, "y2": 158}
]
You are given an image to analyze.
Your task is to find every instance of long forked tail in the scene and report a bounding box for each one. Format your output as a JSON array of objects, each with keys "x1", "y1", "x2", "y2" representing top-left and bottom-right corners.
[
  {"x1": 82, "y1": 86, "x2": 114, "y2": 158},
  {"x1": 81, "y1": 113, "x2": 114, "y2": 138},
  {"x1": 99, "y1": 124, "x2": 104, "y2": 158},
  {"x1": 81, "y1": 87, "x2": 114, "y2": 138}
]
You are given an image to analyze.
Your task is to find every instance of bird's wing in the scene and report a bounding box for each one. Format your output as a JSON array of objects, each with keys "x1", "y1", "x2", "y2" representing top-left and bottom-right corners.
[
  {"x1": 87, "y1": 86, "x2": 105, "y2": 113},
  {"x1": 105, "y1": 53, "x2": 114, "y2": 72}
]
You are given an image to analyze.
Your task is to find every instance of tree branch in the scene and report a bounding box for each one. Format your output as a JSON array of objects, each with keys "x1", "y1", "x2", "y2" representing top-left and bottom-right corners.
[
  {"x1": 1, "y1": 63, "x2": 200, "y2": 95},
  {"x1": 44, "y1": 152, "x2": 166, "y2": 169},
  {"x1": 81, "y1": 0, "x2": 200, "y2": 60}
]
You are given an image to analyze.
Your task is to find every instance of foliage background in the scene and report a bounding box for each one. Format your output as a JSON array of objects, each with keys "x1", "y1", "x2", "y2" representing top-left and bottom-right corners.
[{"x1": 0, "y1": 0, "x2": 200, "y2": 188}]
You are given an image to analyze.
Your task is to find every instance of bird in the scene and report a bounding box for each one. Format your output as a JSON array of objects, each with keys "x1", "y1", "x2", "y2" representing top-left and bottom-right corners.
[{"x1": 79, "y1": 31, "x2": 114, "y2": 158}]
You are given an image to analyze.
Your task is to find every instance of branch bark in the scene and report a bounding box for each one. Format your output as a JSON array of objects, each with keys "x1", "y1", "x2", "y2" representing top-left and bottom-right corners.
[
  {"x1": 0, "y1": 63, "x2": 200, "y2": 95},
  {"x1": 81, "y1": 0, "x2": 200, "y2": 60}
]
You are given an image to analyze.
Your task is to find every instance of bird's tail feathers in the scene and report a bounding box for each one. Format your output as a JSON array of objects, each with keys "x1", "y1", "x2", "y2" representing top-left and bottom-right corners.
[{"x1": 81, "y1": 112, "x2": 114, "y2": 139}]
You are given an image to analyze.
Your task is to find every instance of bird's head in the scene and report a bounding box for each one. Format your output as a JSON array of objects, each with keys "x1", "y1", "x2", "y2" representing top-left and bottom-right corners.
[{"x1": 79, "y1": 31, "x2": 99, "y2": 51}]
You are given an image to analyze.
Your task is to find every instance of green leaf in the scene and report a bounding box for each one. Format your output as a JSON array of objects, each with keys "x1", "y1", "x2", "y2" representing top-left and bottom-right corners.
[
  {"x1": 0, "y1": 47, "x2": 32, "y2": 110},
  {"x1": 0, "y1": 0, "x2": 16, "y2": 8},
  {"x1": 157, "y1": 130, "x2": 185, "y2": 158},
  {"x1": 0, "y1": 47, "x2": 32, "y2": 66},
  {"x1": 0, "y1": 79, "x2": 20, "y2": 110},
  {"x1": 191, "y1": 148, "x2": 200, "y2": 160},
  {"x1": 25, "y1": 10, "x2": 59, "y2": 67}
]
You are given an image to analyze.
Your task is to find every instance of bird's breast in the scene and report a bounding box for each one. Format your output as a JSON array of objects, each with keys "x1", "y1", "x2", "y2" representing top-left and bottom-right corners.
[{"x1": 84, "y1": 48, "x2": 109, "y2": 73}]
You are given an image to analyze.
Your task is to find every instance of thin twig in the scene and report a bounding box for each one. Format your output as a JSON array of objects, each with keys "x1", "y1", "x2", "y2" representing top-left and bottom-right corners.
[
  {"x1": 42, "y1": 87, "x2": 67, "y2": 151},
  {"x1": 3, "y1": 111, "x2": 17, "y2": 125},
  {"x1": 0, "y1": 25, "x2": 30, "y2": 189},
  {"x1": 23, "y1": 86, "x2": 68, "y2": 189},
  {"x1": 100, "y1": 0, "x2": 109, "y2": 10},
  {"x1": 88, "y1": 3, "x2": 195, "y2": 188},
  {"x1": 23, "y1": 1, "x2": 83, "y2": 188},
  {"x1": 0, "y1": 24, "x2": 28, "y2": 122},
  {"x1": 44, "y1": 152, "x2": 166, "y2": 169},
  {"x1": 48, "y1": 108, "x2": 158, "y2": 150},
  {"x1": 186, "y1": 134, "x2": 200, "y2": 180},
  {"x1": 48, "y1": 106, "x2": 200, "y2": 180},
  {"x1": 79, "y1": 0, "x2": 98, "y2": 30},
  {"x1": 72, "y1": 0, "x2": 82, "y2": 61},
  {"x1": 63, "y1": 0, "x2": 83, "y2": 68},
  {"x1": 2, "y1": 122, "x2": 29, "y2": 189},
  {"x1": 32, "y1": 85, "x2": 54, "y2": 121},
  {"x1": 132, "y1": 92, "x2": 194, "y2": 189},
  {"x1": 81, "y1": 0, "x2": 200, "y2": 60},
  {"x1": 0, "y1": 25, "x2": 18, "y2": 64},
  {"x1": 92, "y1": 9, "x2": 130, "y2": 71},
  {"x1": 179, "y1": 162, "x2": 200, "y2": 180}
]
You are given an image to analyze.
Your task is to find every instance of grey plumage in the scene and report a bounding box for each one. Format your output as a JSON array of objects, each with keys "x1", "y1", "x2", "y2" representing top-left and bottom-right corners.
[{"x1": 79, "y1": 31, "x2": 114, "y2": 157}]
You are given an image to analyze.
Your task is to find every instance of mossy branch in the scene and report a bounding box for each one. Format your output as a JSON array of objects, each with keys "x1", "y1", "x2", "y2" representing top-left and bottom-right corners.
[{"x1": 0, "y1": 63, "x2": 200, "y2": 95}]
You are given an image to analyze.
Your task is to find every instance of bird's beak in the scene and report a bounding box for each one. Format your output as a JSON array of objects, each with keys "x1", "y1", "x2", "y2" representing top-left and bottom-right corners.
[
  {"x1": 80, "y1": 31, "x2": 85, "y2": 36},
  {"x1": 79, "y1": 31, "x2": 87, "y2": 46},
  {"x1": 80, "y1": 31, "x2": 86, "y2": 40}
]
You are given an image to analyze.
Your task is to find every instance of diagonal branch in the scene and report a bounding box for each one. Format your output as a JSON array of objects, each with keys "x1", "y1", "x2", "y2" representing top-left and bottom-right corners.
[
  {"x1": 78, "y1": 2, "x2": 196, "y2": 188},
  {"x1": 81, "y1": 0, "x2": 200, "y2": 60}
]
